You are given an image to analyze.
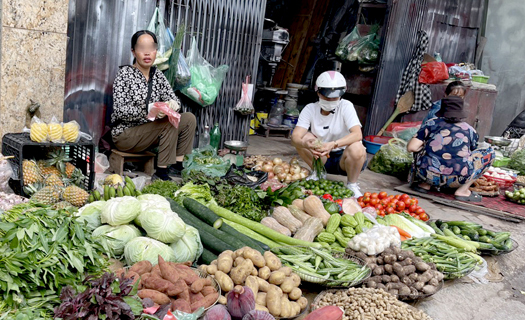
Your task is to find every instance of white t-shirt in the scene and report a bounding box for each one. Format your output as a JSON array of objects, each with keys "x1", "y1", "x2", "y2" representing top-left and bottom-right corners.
[{"x1": 296, "y1": 99, "x2": 361, "y2": 151}]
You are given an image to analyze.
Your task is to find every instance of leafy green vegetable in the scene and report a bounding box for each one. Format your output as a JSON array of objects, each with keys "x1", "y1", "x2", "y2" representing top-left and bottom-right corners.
[
  {"x1": 75, "y1": 200, "x2": 105, "y2": 230},
  {"x1": 100, "y1": 196, "x2": 141, "y2": 226},
  {"x1": 263, "y1": 181, "x2": 303, "y2": 207},
  {"x1": 173, "y1": 182, "x2": 216, "y2": 206},
  {"x1": 135, "y1": 207, "x2": 186, "y2": 243},
  {"x1": 368, "y1": 138, "x2": 412, "y2": 179},
  {"x1": 142, "y1": 180, "x2": 181, "y2": 199},
  {"x1": 124, "y1": 236, "x2": 177, "y2": 265},
  {"x1": 0, "y1": 204, "x2": 110, "y2": 318},
  {"x1": 169, "y1": 225, "x2": 203, "y2": 262},
  {"x1": 509, "y1": 148, "x2": 525, "y2": 175},
  {"x1": 92, "y1": 224, "x2": 142, "y2": 256},
  {"x1": 215, "y1": 184, "x2": 267, "y2": 222}
]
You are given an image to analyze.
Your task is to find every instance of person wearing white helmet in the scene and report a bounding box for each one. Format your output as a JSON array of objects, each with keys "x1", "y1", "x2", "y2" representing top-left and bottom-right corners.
[{"x1": 291, "y1": 70, "x2": 367, "y2": 197}]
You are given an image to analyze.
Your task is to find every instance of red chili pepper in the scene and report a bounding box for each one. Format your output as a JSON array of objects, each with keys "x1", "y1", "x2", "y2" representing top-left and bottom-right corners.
[
  {"x1": 322, "y1": 194, "x2": 333, "y2": 201},
  {"x1": 335, "y1": 198, "x2": 343, "y2": 206}
]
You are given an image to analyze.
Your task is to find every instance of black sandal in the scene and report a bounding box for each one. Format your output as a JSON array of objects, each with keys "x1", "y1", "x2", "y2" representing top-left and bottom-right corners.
[
  {"x1": 410, "y1": 184, "x2": 429, "y2": 194},
  {"x1": 455, "y1": 191, "x2": 482, "y2": 202}
]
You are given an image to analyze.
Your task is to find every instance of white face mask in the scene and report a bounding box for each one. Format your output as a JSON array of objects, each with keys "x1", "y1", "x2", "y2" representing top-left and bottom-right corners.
[{"x1": 318, "y1": 99, "x2": 340, "y2": 112}]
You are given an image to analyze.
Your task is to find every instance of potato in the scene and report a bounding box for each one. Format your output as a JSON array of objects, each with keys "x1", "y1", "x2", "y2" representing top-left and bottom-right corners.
[
  {"x1": 234, "y1": 248, "x2": 246, "y2": 260},
  {"x1": 234, "y1": 256, "x2": 245, "y2": 267},
  {"x1": 218, "y1": 295, "x2": 227, "y2": 305},
  {"x1": 269, "y1": 271, "x2": 286, "y2": 285},
  {"x1": 243, "y1": 248, "x2": 266, "y2": 268},
  {"x1": 288, "y1": 287, "x2": 302, "y2": 300},
  {"x1": 206, "y1": 265, "x2": 218, "y2": 276},
  {"x1": 266, "y1": 286, "x2": 282, "y2": 316},
  {"x1": 214, "y1": 271, "x2": 234, "y2": 292},
  {"x1": 257, "y1": 266, "x2": 270, "y2": 280},
  {"x1": 290, "y1": 273, "x2": 301, "y2": 287},
  {"x1": 256, "y1": 292, "x2": 267, "y2": 306},
  {"x1": 217, "y1": 250, "x2": 234, "y2": 274},
  {"x1": 279, "y1": 266, "x2": 293, "y2": 276},
  {"x1": 269, "y1": 284, "x2": 283, "y2": 296},
  {"x1": 255, "y1": 304, "x2": 269, "y2": 313},
  {"x1": 256, "y1": 278, "x2": 270, "y2": 292},
  {"x1": 230, "y1": 259, "x2": 254, "y2": 285},
  {"x1": 280, "y1": 277, "x2": 297, "y2": 293},
  {"x1": 264, "y1": 251, "x2": 282, "y2": 271},
  {"x1": 245, "y1": 276, "x2": 259, "y2": 296},
  {"x1": 211, "y1": 260, "x2": 218, "y2": 266},
  {"x1": 280, "y1": 296, "x2": 292, "y2": 317},
  {"x1": 251, "y1": 267, "x2": 258, "y2": 276},
  {"x1": 296, "y1": 296, "x2": 307, "y2": 310},
  {"x1": 290, "y1": 301, "x2": 301, "y2": 316}
]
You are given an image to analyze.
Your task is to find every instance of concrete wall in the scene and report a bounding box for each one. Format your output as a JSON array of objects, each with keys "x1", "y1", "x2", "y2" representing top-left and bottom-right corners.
[
  {"x1": 0, "y1": 0, "x2": 68, "y2": 142},
  {"x1": 482, "y1": 0, "x2": 525, "y2": 135}
]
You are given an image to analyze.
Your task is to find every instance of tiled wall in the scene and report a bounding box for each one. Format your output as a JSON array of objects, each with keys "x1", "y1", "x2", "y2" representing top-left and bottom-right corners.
[{"x1": 0, "y1": 0, "x2": 68, "y2": 142}]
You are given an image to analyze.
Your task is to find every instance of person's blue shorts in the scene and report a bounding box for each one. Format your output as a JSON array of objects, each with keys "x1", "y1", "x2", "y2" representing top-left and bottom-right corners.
[{"x1": 324, "y1": 149, "x2": 367, "y2": 176}]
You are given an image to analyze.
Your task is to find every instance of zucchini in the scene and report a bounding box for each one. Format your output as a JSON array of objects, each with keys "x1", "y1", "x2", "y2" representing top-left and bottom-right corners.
[
  {"x1": 199, "y1": 248, "x2": 218, "y2": 265},
  {"x1": 477, "y1": 229, "x2": 488, "y2": 236},
  {"x1": 183, "y1": 198, "x2": 265, "y2": 252},
  {"x1": 168, "y1": 198, "x2": 240, "y2": 253},
  {"x1": 452, "y1": 226, "x2": 461, "y2": 235}
]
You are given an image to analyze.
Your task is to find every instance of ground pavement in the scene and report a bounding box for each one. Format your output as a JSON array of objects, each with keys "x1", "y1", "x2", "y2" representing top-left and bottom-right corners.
[{"x1": 247, "y1": 134, "x2": 525, "y2": 320}]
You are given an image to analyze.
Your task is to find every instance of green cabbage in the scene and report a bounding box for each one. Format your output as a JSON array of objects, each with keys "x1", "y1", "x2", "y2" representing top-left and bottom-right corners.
[
  {"x1": 136, "y1": 207, "x2": 186, "y2": 243},
  {"x1": 124, "y1": 236, "x2": 177, "y2": 265},
  {"x1": 170, "y1": 225, "x2": 203, "y2": 263},
  {"x1": 135, "y1": 194, "x2": 172, "y2": 227},
  {"x1": 101, "y1": 196, "x2": 141, "y2": 226},
  {"x1": 509, "y1": 148, "x2": 525, "y2": 175},
  {"x1": 92, "y1": 224, "x2": 142, "y2": 256},
  {"x1": 76, "y1": 200, "x2": 105, "y2": 230}
]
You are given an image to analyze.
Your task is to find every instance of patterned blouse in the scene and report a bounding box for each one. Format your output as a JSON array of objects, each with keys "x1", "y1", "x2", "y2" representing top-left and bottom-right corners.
[
  {"x1": 111, "y1": 65, "x2": 179, "y2": 137},
  {"x1": 415, "y1": 118, "x2": 478, "y2": 177}
]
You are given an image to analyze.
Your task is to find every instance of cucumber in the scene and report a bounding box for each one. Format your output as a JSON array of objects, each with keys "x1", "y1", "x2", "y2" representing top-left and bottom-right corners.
[
  {"x1": 452, "y1": 226, "x2": 461, "y2": 235},
  {"x1": 168, "y1": 198, "x2": 242, "y2": 253},
  {"x1": 199, "y1": 248, "x2": 218, "y2": 265},
  {"x1": 183, "y1": 198, "x2": 265, "y2": 253}
]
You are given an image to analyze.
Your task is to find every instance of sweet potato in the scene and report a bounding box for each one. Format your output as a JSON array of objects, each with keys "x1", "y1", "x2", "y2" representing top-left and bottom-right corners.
[
  {"x1": 189, "y1": 292, "x2": 204, "y2": 304},
  {"x1": 200, "y1": 285, "x2": 217, "y2": 296},
  {"x1": 190, "y1": 278, "x2": 212, "y2": 293},
  {"x1": 158, "y1": 255, "x2": 180, "y2": 284},
  {"x1": 171, "y1": 298, "x2": 191, "y2": 313},
  {"x1": 130, "y1": 260, "x2": 153, "y2": 275},
  {"x1": 151, "y1": 265, "x2": 162, "y2": 278},
  {"x1": 114, "y1": 268, "x2": 126, "y2": 278},
  {"x1": 190, "y1": 292, "x2": 219, "y2": 312},
  {"x1": 178, "y1": 286, "x2": 191, "y2": 304},
  {"x1": 173, "y1": 265, "x2": 199, "y2": 285},
  {"x1": 143, "y1": 275, "x2": 170, "y2": 293},
  {"x1": 138, "y1": 289, "x2": 170, "y2": 305},
  {"x1": 124, "y1": 271, "x2": 140, "y2": 285}
]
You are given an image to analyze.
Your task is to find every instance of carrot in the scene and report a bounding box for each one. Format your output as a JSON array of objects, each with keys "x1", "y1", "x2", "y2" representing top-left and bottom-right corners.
[
  {"x1": 400, "y1": 235, "x2": 408, "y2": 241},
  {"x1": 391, "y1": 225, "x2": 412, "y2": 239}
]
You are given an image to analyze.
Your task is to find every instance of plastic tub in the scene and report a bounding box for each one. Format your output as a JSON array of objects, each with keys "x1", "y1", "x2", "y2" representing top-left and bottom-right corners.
[
  {"x1": 363, "y1": 135, "x2": 393, "y2": 154},
  {"x1": 472, "y1": 75, "x2": 489, "y2": 83}
]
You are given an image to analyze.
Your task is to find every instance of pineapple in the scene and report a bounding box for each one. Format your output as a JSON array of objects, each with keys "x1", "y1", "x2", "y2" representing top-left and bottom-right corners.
[
  {"x1": 62, "y1": 185, "x2": 89, "y2": 207},
  {"x1": 44, "y1": 173, "x2": 65, "y2": 187},
  {"x1": 68, "y1": 168, "x2": 86, "y2": 187},
  {"x1": 48, "y1": 123, "x2": 63, "y2": 141},
  {"x1": 31, "y1": 186, "x2": 62, "y2": 205},
  {"x1": 63, "y1": 121, "x2": 79, "y2": 142},
  {"x1": 45, "y1": 149, "x2": 72, "y2": 175},
  {"x1": 38, "y1": 160, "x2": 62, "y2": 177},
  {"x1": 52, "y1": 201, "x2": 73, "y2": 210},
  {"x1": 30, "y1": 122, "x2": 49, "y2": 143},
  {"x1": 22, "y1": 160, "x2": 42, "y2": 185},
  {"x1": 65, "y1": 162, "x2": 76, "y2": 178}
]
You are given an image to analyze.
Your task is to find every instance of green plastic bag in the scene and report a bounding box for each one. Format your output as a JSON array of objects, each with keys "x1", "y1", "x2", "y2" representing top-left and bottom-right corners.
[
  {"x1": 182, "y1": 146, "x2": 230, "y2": 178},
  {"x1": 181, "y1": 37, "x2": 229, "y2": 106},
  {"x1": 368, "y1": 138, "x2": 413, "y2": 180},
  {"x1": 335, "y1": 27, "x2": 361, "y2": 60}
]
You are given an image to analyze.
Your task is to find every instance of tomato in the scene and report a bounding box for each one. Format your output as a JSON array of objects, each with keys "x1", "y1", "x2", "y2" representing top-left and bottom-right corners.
[
  {"x1": 378, "y1": 210, "x2": 385, "y2": 217},
  {"x1": 357, "y1": 196, "x2": 364, "y2": 202},
  {"x1": 364, "y1": 192, "x2": 371, "y2": 197},
  {"x1": 362, "y1": 196, "x2": 371, "y2": 204},
  {"x1": 376, "y1": 204, "x2": 384, "y2": 211},
  {"x1": 408, "y1": 204, "x2": 417, "y2": 213},
  {"x1": 371, "y1": 193, "x2": 378, "y2": 199},
  {"x1": 394, "y1": 194, "x2": 402, "y2": 200},
  {"x1": 415, "y1": 216, "x2": 421, "y2": 220},
  {"x1": 390, "y1": 199, "x2": 398, "y2": 205},
  {"x1": 420, "y1": 213, "x2": 429, "y2": 221},
  {"x1": 396, "y1": 202, "x2": 406, "y2": 211},
  {"x1": 370, "y1": 198, "x2": 379, "y2": 206},
  {"x1": 358, "y1": 202, "x2": 365, "y2": 208},
  {"x1": 400, "y1": 194, "x2": 410, "y2": 202},
  {"x1": 386, "y1": 207, "x2": 395, "y2": 214},
  {"x1": 415, "y1": 208, "x2": 425, "y2": 215},
  {"x1": 413, "y1": 198, "x2": 419, "y2": 205},
  {"x1": 407, "y1": 198, "x2": 417, "y2": 206},
  {"x1": 378, "y1": 191, "x2": 388, "y2": 199}
]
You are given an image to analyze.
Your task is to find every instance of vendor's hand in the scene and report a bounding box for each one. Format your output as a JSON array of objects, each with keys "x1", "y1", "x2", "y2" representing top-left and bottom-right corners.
[
  {"x1": 317, "y1": 142, "x2": 335, "y2": 157},
  {"x1": 156, "y1": 111, "x2": 166, "y2": 119},
  {"x1": 167, "y1": 99, "x2": 181, "y2": 112}
]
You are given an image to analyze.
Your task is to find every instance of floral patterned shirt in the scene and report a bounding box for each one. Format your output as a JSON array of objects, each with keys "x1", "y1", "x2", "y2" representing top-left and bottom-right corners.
[
  {"x1": 416, "y1": 118, "x2": 479, "y2": 176},
  {"x1": 111, "y1": 65, "x2": 179, "y2": 137}
]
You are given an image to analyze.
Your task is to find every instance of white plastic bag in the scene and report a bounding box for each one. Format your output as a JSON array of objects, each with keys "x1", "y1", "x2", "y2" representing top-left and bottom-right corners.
[
  {"x1": 233, "y1": 76, "x2": 254, "y2": 115},
  {"x1": 0, "y1": 155, "x2": 14, "y2": 193},
  {"x1": 95, "y1": 153, "x2": 110, "y2": 173}
]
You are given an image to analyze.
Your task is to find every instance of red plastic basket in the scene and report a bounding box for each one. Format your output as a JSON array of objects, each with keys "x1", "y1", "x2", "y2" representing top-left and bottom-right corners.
[{"x1": 483, "y1": 174, "x2": 517, "y2": 189}]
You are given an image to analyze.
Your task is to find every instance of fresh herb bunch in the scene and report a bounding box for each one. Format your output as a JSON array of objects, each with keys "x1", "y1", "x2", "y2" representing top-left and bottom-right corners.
[
  {"x1": 54, "y1": 272, "x2": 143, "y2": 320},
  {"x1": 182, "y1": 169, "x2": 222, "y2": 191},
  {"x1": 215, "y1": 184, "x2": 267, "y2": 222},
  {"x1": 142, "y1": 180, "x2": 181, "y2": 199},
  {"x1": 0, "y1": 204, "x2": 111, "y2": 317},
  {"x1": 263, "y1": 181, "x2": 304, "y2": 207}
]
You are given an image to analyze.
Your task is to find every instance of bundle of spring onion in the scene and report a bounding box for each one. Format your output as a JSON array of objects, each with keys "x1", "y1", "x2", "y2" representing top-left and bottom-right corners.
[
  {"x1": 401, "y1": 237, "x2": 483, "y2": 279},
  {"x1": 271, "y1": 246, "x2": 371, "y2": 287}
]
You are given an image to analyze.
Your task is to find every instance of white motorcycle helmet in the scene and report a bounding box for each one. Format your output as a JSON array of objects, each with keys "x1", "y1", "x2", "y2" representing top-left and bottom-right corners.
[{"x1": 315, "y1": 71, "x2": 347, "y2": 98}]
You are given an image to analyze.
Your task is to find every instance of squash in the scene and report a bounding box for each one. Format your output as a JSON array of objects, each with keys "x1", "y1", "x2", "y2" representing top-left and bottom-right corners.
[
  {"x1": 260, "y1": 217, "x2": 291, "y2": 236},
  {"x1": 303, "y1": 196, "x2": 331, "y2": 226},
  {"x1": 293, "y1": 217, "x2": 323, "y2": 242},
  {"x1": 287, "y1": 205, "x2": 310, "y2": 223},
  {"x1": 291, "y1": 199, "x2": 304, "y2": 211},
  {"x1": 272, "y1": 206, "x2": 302, "y2": 233}
]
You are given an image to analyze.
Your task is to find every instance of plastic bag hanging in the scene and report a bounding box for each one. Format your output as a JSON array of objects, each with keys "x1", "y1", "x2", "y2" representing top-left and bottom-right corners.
[
  {"x1": 181, "y1": 37, "x2": 229, "y2": 106},
  {"x1": 233, "y1": 76, "x2": 254, "y2": 115},
  {"x1": 147, "y1": 7, "x2": 173, "y2": 69},
  {"x1": 165, "y1": 23, "x2": 191, "y2": 90}
]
